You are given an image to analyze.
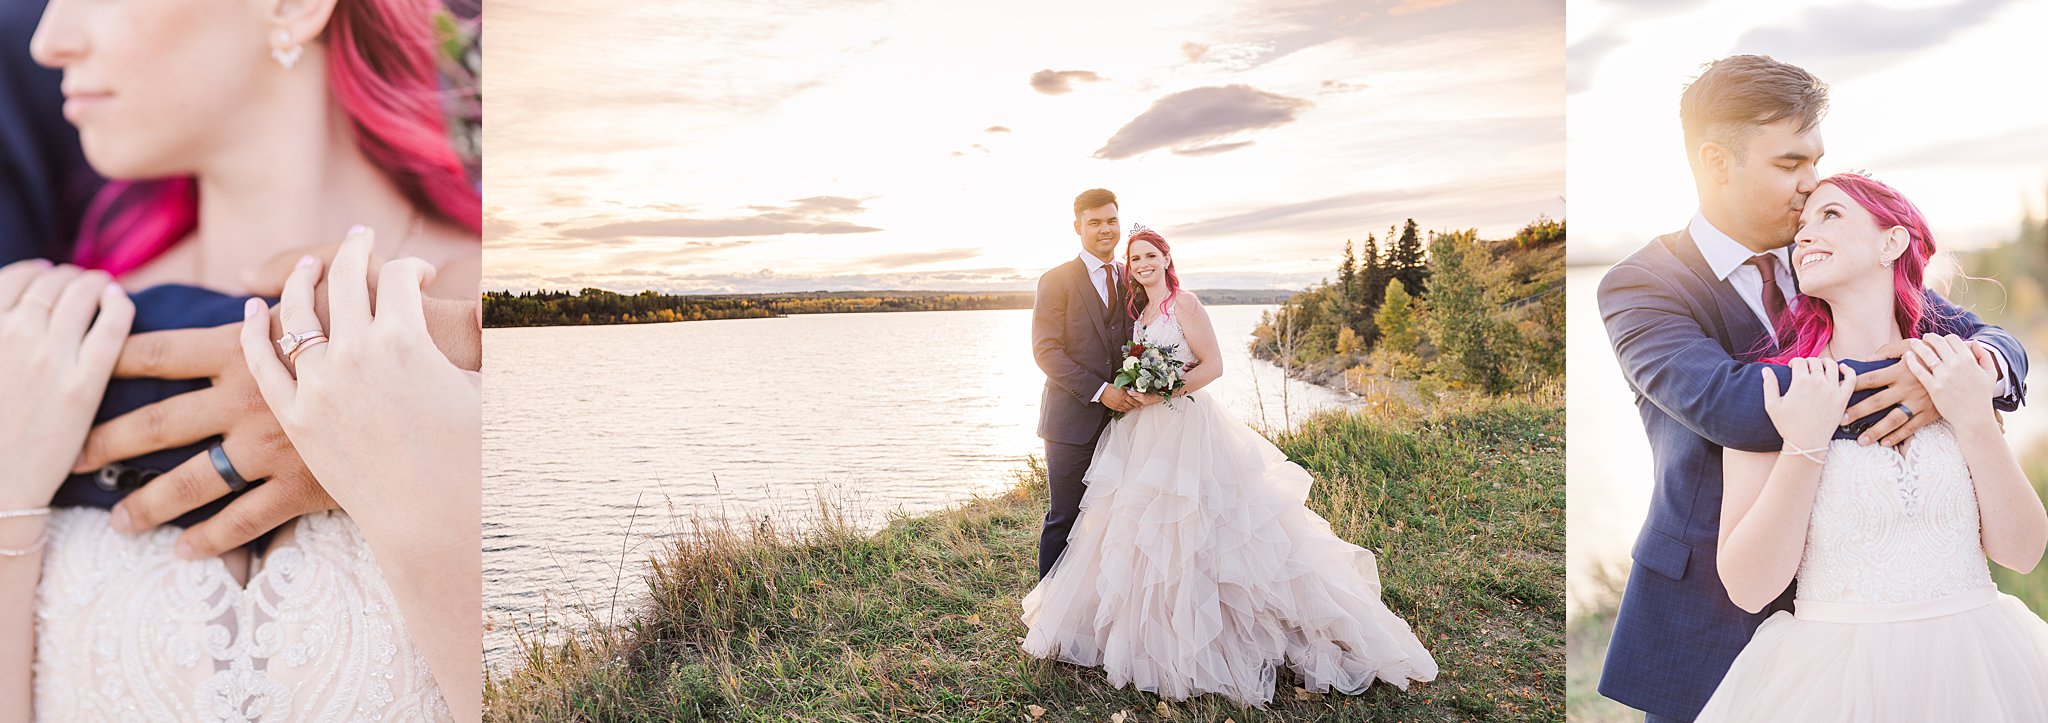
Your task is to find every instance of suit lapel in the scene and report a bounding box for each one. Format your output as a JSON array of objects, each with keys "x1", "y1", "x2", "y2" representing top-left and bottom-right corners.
[{"x1": 1669, "y1": 228, "x2": 1775, "y2": 360}]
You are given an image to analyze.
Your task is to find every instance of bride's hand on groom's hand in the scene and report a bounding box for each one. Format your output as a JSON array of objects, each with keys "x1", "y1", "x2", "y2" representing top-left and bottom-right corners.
[
  {"x1": 1900, "y1": 334, "x2": 1997, "y2": 432},
  {"x1": 1844, "y1": 342, "x2": 1944, "y2": 447},
  {"x1": 1762, "y1": 357, "x2": 1857, "y2": 451},
  {"x1": 237, "y1": 227, "x2": 480, "y2": 547},
  {"x1": 73, "y1": 322, "x2": 339, "y2": 559}
]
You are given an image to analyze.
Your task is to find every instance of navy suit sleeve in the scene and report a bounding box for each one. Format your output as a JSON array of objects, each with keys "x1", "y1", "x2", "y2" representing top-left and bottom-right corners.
[
  {"x1": 1033, "y1": 270, "x2": 1109, "y2": 403},
  {"x1": 1599, "y1": 261, "x2": 1785, "y2": 453},
  {"x1": 1922, "y1": 289, "x2": 2028, "y2": 411}
]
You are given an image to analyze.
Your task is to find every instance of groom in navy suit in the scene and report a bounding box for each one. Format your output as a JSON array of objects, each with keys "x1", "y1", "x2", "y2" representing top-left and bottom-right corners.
[
  {"x1": 1596, "y1": 55, "x2": 2028, "y2": 722},
  {"x1": 1032, "y1": 188, "x2": 1141, "y2": 578}
]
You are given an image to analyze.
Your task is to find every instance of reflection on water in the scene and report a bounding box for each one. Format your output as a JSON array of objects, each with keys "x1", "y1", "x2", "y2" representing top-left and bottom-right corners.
[{"x1": 482, "y1": 305, "x2": 1355, "y2": 667}]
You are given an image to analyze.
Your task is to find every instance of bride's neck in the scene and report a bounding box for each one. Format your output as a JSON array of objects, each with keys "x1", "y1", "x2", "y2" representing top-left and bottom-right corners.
[
  {"x1": 1818, "y1": 285, "x2": 1903, "y2": 359},
  {"x1": 185, "y1": 71, "x2": 420, "y2": 292}
]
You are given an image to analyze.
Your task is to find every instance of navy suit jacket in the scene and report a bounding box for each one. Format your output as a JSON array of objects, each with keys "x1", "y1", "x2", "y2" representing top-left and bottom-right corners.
[
  {"x1": 2, "y1": 0, "x2": 100, "y2": 265},
  {"x1": 1595, "y1": 227, "x2": 2027, "y2": 720},
  {"x1": 1033, "y1": 257, "x2": 1132, "y2": 446}
]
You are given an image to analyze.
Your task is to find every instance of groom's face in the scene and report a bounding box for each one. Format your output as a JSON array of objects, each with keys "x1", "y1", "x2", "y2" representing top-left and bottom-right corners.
[
  {"x1": 1074, "y1": 203, "x2": 1120, "y2": 262},
  {"x1": 1719, "y1": 118, "x2": 1824, "y2": 249}
]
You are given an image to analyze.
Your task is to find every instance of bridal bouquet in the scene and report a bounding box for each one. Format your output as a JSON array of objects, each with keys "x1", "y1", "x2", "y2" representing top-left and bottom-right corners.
[{"x1": 1109, "y1": 339, "x2": 1187, "y2": 419}]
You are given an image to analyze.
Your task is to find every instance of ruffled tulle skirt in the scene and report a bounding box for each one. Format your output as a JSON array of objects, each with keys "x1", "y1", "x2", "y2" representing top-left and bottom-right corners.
[
  {"x1": 1019, "y1": 394, "x2": 1436, "y2": 708},
  {"x1": 1697, "y1": 587, "x2": 2048, "y2": 722}
]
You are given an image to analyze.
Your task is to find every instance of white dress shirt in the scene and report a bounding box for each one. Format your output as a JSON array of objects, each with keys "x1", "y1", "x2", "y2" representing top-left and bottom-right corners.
[{"x1": 1690, "y1": 213, "x2": 1795, "y2": 338}]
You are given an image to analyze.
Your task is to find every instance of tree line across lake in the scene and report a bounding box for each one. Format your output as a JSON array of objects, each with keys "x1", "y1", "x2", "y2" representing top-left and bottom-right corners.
[{"x1": 481, "y1": 288, "x2": 1298, "y2": 328}]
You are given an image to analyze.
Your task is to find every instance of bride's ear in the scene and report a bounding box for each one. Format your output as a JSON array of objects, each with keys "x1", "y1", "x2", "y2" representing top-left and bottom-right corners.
[
  {"x1": 1881, "y1": 225, "x2": 1911, "y2": 266},
  {"x1": 266, "y1": 0, "x2": 342, "y2": 49}
]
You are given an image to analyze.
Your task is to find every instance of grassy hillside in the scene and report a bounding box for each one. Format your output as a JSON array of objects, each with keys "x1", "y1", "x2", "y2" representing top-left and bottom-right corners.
[{"x1": 486, "y1": 393, "x2": 1564, "y2": 722}]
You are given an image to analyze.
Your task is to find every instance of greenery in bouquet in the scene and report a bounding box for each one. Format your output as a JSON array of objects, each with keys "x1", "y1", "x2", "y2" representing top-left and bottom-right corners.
[{"x1": 1109, "y1": 339, "x2": 1186, "y2": 419}]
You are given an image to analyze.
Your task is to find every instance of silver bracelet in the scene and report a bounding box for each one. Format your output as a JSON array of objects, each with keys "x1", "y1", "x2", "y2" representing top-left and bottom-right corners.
[
  {"x1": 0, "y1": 508, "x2": 52, "y2": 557},
  {"x1": 0, "y1": 531, "x2": 47, "y2": 558},
  {"x1": 1782, "y1": 442, "x2": 1829, "y2": 464}
]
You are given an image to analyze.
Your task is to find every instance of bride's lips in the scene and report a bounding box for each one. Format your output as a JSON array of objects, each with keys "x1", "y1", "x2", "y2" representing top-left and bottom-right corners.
[{"x1": 61, "y1": 88, "x2": 112, "y2": 122}]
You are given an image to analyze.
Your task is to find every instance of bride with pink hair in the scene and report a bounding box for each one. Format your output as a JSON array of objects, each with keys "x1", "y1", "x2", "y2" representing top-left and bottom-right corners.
[{"x1": 0, "y1": 0, "x2": 481, "y2": 719}]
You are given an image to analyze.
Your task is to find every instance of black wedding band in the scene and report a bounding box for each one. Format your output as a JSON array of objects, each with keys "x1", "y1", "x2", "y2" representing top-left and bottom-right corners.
[
  {"x1": 209, "y1": 443, "x2": 256, "y2": 492},
  {"x1": 1897, "y1": 403, "x2": 1915, "y2": 420}
]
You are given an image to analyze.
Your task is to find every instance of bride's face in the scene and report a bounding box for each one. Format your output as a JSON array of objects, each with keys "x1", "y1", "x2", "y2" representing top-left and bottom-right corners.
[
  {"x1": 1128, "y1": 239, "x2": 1168, "y2": 286},
  {"x1": 1791, "y1": 183, "x2": 1906, "y2": 299},
  {"x1": 30, "y1": 0, "x2": 277, "y2": 178}
]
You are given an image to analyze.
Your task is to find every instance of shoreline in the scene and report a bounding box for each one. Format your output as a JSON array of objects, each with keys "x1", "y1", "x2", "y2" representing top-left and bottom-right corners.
[{"x1": 485, "y1": 391, "x2": 1564, "y2": 722}]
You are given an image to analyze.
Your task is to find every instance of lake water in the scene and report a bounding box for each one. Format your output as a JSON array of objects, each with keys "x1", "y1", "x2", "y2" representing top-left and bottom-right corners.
[
  {"x1": 1565, "y1": 264, "x2": 2047, "y2": 612},
  {"x1": 482, "y1": 304, "x2": 1357, "y2": 667}
]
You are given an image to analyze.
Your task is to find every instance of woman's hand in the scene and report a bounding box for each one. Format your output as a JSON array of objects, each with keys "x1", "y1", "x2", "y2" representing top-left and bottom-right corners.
[
  {"x1": 233, "y1": 226, "x2": 481, "y2": 721},
  {"x1": 1901, "y1": 333, "x2": 1998, "y2": 433},
  {"x1": 1761, "y1": 357, "x2": 1856, "y2": 451},
  {"x1": 0, "y1": 260, "x2": 132, "y2": 509}
]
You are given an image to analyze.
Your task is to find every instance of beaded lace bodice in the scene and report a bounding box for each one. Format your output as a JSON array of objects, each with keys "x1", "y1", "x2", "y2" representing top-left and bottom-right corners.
[
  {"x1": 1135, "y1": 312, "x2": 1196, "y2": 365},
  {"x1": 33, "y1": 508, "x2": 451, "y2": 722},
  {"x1": 1797, "y1": 422, "x2": 1994, "y2": 605}
]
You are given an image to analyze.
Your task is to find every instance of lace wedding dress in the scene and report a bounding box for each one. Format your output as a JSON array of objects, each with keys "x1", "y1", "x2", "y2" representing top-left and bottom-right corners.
[
  {"x1": 32, "y1": 508, "x2": 451, "y2": 722},
  {"x1": 1697, "y1": 422, "x2": 2048, "y2": 721},
  {"x1": 1020, "y1": 311, "x2": 1437, "y2": 708}
]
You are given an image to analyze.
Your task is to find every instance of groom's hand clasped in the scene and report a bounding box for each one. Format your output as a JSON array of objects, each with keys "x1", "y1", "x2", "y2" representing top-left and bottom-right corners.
[{"x1": 1841, "y1": 336, "x2": 2002, "y2": 447}]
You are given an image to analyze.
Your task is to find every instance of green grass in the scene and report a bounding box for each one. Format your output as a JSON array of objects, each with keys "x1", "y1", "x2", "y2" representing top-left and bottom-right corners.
[{"x1": 485, "y1": 393, "x2": 1564, "y2": 722}]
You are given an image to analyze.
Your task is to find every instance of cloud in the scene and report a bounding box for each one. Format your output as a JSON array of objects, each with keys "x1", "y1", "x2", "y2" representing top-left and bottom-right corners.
[
  {"x1": 1318, "y1": 79, "x2": 1367, "y2": 95},
  {"x1": 559, "y1": 196, "x2": 881, "y2": 240},
  {"x1": 1566, "y1": 31, "x2": 1624, "y2": 95},
  {"x1": 1172, "y1": 141, "x2": 1257, "y2": 157},
  {"x1": 859, "y1": 248, "x2": 986, "y2": 269},
  {"x1": 1094, "y1": 85, "x2": 1312, "y2": 160},
  {"x1": 1875, "y1": 124, "x2": 2048, "y2": 171},
  {"x1": 1389, "y1": 0, "x2": 1462, "y2": 16},
  {"x1": 1030, "y1": 69, "x2": 1105, "y2": 95},
  {"x1": 1734, "y1": 0, "x2": 2014, "y2": 81},
  {"x1": 1182, "y1": 42, "x2": 1210, "y2": 62},
  {"x1": 1173, "y1": 170, "x2": 1563, "y2": 243},
  {"x1": 484, "y1": 213, "x2": 521, "y2": 241},
  {"x1": 984, "y1": 125, "x2": 1011, "y2": 133}
]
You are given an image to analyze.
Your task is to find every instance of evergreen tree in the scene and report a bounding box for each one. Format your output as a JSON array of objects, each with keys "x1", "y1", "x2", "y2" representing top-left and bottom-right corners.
[
  {"x1": 1391, "y1": 219, "x2": 1428, "y2": 297},
  {"x1": 1356, "y1": 233, "x2": 1388, "y2": 344},
  {"x1": 1422, "y1": 229, "x2": 1508, "y2": 393}
]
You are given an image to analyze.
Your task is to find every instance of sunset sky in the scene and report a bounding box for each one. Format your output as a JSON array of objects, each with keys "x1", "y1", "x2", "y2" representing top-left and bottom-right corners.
[
  {"x1": 1568, "y1": 0, "x2": 2048, "y2": 263},
  {"x1": 485, "y1": 0, "x2": 1565, "y2": 294}
]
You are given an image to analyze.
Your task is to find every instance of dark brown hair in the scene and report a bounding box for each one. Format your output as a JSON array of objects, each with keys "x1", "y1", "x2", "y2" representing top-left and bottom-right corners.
[
  {"x1": 1678, "y1": 55, "x2": 1828, "y2": 163},
  {"x1": 1073, "y1": 188, "x2": 1118, "y2": 218}
]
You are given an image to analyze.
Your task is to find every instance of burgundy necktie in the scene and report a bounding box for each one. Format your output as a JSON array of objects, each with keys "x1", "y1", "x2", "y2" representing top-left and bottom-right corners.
[{"x1": 1747, "y1": 254, "x2": 1788, "y2": 326}]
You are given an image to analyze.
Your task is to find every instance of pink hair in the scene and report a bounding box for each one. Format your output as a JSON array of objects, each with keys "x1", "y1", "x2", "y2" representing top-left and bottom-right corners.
[
  {"x1": 1123, "y1": 228, "x2": 1182, "y2": 321},
  {"x1": 73, "y1": 0, "x2": 481, "y2": 276},
  {"x1": 1764, "y1": 173, "x2": 1943, "y2": 363}
]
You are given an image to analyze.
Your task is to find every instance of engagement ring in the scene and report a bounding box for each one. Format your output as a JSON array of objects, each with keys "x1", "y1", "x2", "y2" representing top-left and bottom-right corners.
[{"x1": 276, "y1": 329, "x2": 328, "y2": 358}]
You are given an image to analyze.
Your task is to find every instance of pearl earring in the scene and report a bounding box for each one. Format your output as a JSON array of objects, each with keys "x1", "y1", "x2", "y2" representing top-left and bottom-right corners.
[{"x1": 270, "y1": 28, "x2": 303, "y2": 70}]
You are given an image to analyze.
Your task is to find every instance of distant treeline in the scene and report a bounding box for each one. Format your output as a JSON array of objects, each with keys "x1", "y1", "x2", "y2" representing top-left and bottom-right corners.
[
  {"x1": 482, "y1": 288, "x2": 1298, "y2": 328},
  {"x1": 1252, "y1": 216, "x2": 1566, "y2": 395}
]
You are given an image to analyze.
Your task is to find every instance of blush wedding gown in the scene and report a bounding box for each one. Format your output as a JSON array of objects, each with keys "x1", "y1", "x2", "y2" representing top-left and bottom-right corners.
[
  {"x1": 32, "y1": 508, "x2": 451, "y2": 722},
  {"x1": 1696, "y1": 421, "x2": 2048, "y2": 721},
  {"x1": 1019, "y1": 311, "x2": 1437, "y2": 708}
]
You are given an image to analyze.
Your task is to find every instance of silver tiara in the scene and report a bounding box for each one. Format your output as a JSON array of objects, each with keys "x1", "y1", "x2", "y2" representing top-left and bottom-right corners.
[{"x1": 1128, "y1": 223, "x2": 1150, "y2": 237}]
